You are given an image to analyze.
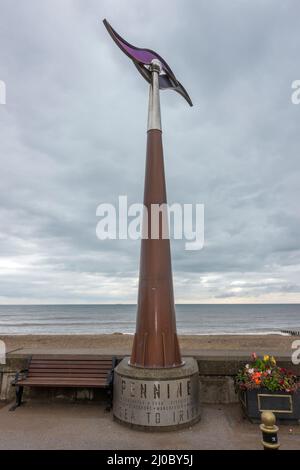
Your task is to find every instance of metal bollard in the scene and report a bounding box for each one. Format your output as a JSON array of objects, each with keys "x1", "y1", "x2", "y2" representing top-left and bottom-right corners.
[{"x1": 260, "y1": 411, "x2": 280, "y2": 450}]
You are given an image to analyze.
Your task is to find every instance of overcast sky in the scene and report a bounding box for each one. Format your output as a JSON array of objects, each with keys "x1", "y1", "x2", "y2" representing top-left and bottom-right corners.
[{"x1": 0, "y1": 0, "x2": 299, "y2": 304}]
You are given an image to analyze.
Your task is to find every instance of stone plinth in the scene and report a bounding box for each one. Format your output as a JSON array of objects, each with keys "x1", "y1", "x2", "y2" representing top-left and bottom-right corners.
[{"x1": 113, "y1": 357, "x2": 200, "y2": 431}]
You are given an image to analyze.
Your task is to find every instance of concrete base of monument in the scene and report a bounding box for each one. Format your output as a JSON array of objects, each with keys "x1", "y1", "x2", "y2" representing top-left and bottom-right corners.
[{"x1": 113, "y1": 357, "x2": 201, "y2": 431}]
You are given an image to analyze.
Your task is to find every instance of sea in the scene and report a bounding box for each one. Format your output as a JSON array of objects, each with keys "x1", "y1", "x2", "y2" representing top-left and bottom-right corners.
[{"x1": 0, "y1": 304, "x2": 299, "y2": 336}]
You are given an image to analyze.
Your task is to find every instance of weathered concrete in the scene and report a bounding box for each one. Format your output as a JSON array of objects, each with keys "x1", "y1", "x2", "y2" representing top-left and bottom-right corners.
[
  {"x1": 113, "y1": 357, "x2": 200, "y2": 430},
  {"x1": 0, "y1": 355, "x2": 29, "y2": 402},
  {"x1": 115, "y1": 356, "x2": 199, "y2": 379},
  {"x1": 195, "y1": 350, "x2": 300, "y2": 376},
  {"x1": 200, "y1": 376, "x2": 238, "y2": 404},
  {"x1": 0, "y1": 401, "x2": 299, "y2": 449}
]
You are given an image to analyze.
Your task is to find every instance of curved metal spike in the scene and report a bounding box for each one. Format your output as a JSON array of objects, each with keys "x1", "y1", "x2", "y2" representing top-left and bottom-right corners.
[{"x1": 103, "y1": 19, "x2": 193, "y2": 107}]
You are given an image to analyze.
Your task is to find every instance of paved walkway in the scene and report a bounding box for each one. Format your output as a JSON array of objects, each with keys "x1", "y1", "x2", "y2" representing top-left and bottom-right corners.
[{"x1": 0, "y1": 401, "x2": 299, "y2": 450}]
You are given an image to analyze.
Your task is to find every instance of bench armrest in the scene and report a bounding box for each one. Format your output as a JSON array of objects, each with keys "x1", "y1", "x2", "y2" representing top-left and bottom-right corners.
[
  {"x1": 11, "y1": 369, "x2": 28, "y2": 385},
  {"x1": 107, "y1": 356, "x2": 119, "y2": 387}
]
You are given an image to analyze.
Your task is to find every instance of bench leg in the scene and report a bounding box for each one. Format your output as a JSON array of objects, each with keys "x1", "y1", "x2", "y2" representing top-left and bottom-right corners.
[
  {"x1": 9, "y1": 386, "x2": 24, "y2": 411},
  {"x1": 105, "y1": 387, "x2": 113, "y2": 412},
  {"x1": 106, "y1": 357, "x2": 118, "y2": 411}
]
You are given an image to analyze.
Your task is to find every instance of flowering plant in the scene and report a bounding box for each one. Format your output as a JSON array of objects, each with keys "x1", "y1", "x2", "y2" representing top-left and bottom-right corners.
[{"x1": 235, "y1": 353, "x2": 299, "y2": 393}]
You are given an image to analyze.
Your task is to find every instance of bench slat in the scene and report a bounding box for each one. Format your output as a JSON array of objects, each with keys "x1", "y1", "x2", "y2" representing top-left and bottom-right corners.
[
  {"x1": 17, "y1": 381, "x2": 107, "y2": 388},
  {"x1": 28, "y1": 369, "x2": 108, "y2": 372},
  {"x1": 29, "y1": 367, "x2": 111, "y2": 370},
  {"x1": 31, "y1": 355, "x2": 113, "y2": 360},
  {"x1": 28, "y1": 374, "x2": 109, "y2": 379},
  {"x1": 28, "y1": 370, "x2": 110, "y2": 374},
  {"x1": 19, "y1": 378, "x2": 108, "y2": 383},
  {"x1": 29, "y1": 367, "x2": 111, "y2": 371},
  {"x1": 29, "y1": 365, "x2": 110, "y2": 370},
  {"x1": 30, "y1": 361, "x2": 111, "y2": 366}
]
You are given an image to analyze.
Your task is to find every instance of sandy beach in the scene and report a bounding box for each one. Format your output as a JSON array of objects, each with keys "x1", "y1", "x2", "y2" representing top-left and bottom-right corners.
[{"x1": 1, "y1": 333, "x2": 295, "y2": 355}]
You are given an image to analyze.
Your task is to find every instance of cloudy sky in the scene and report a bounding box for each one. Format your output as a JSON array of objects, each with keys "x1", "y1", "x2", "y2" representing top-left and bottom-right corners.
[{"x1": 0, "y1": 0, "x2": 299, "y2": 304}]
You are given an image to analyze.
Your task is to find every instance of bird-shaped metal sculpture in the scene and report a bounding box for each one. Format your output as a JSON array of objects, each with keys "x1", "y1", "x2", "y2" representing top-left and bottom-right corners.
[{"x1": 103, "y1": 19, "x2": 192, "y2": 107}]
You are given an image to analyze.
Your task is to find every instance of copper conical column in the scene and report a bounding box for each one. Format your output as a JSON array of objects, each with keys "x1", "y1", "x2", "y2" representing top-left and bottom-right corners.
[{"x1": 130, "y1": 60, "x2": 182, "y2": 368}]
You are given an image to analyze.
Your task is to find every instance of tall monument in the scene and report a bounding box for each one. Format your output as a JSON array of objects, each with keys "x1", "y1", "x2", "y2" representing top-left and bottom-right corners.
[{"x1": 103, "y1": 19, "x2": 200, "y2": 429}]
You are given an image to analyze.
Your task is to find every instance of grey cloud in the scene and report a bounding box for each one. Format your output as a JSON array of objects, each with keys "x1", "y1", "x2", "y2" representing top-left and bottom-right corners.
[{"x1": 0, "y1": 0, "x2": 300, "y2": 303}]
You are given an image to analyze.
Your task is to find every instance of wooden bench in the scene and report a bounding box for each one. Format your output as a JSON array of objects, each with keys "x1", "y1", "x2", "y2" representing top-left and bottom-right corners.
[{"x1": 10, "y1": 355, "x2": 118, "y2": 411}]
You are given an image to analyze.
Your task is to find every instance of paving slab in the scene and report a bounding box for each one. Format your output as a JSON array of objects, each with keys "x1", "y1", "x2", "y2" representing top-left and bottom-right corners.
[{"x1": 0, "y1": 402, "x2": 299, "y2": 450}]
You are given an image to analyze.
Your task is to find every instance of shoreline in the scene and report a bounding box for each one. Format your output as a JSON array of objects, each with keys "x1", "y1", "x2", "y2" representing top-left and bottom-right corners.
[
  {"x1": 0, "y1": 331, "x2": 291, "y2": 336},
  {"x1": 1, "y1": 333, "x2": 296, "y2": 354}
]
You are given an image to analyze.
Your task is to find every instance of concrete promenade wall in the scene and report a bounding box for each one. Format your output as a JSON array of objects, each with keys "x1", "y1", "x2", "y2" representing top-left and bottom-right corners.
[{"x1": 1, "y1": 351, "x2": 299, "y2": 404}]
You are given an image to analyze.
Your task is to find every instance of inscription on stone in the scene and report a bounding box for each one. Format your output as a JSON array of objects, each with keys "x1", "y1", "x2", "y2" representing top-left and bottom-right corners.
[{"x1": 114, "y1": 374, "x2": 200, "y2": 427}]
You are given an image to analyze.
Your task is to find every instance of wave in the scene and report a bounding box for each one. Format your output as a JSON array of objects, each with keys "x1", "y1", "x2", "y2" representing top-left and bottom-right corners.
[{"x1": 0, "y1": 304, "x2": 299, "y2": 335}]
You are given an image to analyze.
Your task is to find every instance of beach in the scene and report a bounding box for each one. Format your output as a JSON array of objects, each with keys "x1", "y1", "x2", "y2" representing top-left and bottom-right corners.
[{"x1": 2, "y1": 333, "x2": 295, "y2": 355}]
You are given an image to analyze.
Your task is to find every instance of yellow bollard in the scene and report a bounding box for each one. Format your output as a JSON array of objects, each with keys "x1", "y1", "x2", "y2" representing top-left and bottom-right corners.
[{"x1": 260, "y1": 411, "x2": 280, "y2": 450}]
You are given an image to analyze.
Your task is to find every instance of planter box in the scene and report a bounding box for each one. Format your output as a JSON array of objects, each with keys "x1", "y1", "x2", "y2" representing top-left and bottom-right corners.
[{"x1": 239, "y1": 388, "x2": 300, "y2": 423}]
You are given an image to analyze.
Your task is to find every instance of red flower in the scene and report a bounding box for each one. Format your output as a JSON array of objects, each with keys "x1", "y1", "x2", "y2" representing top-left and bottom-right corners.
[{"x1": 252, "y1": 372, "x2": 261, "y2": 385}]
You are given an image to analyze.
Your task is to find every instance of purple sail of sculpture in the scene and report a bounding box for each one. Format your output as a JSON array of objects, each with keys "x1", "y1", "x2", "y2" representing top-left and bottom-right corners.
[{"x1": 103, "y1": 19, "x2": 193, "y2": 106}]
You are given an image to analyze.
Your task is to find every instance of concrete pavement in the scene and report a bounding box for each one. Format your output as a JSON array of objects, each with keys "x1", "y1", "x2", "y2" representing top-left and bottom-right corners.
[{"x1": 0, "y1": 401, "x2": 299, "y2": 450}]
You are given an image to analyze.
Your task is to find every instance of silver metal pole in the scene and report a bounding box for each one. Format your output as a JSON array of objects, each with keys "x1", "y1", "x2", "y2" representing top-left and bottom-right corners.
[{"x1": 147, "y1": 59, "x2": 162, "y2": 131}]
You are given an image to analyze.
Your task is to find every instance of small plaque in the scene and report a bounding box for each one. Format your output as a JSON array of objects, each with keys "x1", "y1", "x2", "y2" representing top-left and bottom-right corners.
[{"x1": 258, "y1": 394, "x2": 292, "y2": 413}]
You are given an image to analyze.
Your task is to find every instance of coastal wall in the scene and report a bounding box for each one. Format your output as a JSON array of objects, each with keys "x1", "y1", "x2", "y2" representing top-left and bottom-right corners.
[{"x1": 1, "y1": 353, "x2": 299, "y2": 404}]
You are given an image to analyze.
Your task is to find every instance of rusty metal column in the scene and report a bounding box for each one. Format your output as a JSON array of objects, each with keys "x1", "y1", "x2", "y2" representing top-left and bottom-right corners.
[{"x1": 130, "y1": 60, "x2": 182, "y2": 368}]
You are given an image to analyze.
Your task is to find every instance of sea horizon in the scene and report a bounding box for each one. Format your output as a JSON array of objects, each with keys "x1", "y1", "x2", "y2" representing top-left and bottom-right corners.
[{"x1": 0, "y1": 303, "x2": 299, "y2": 336}]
